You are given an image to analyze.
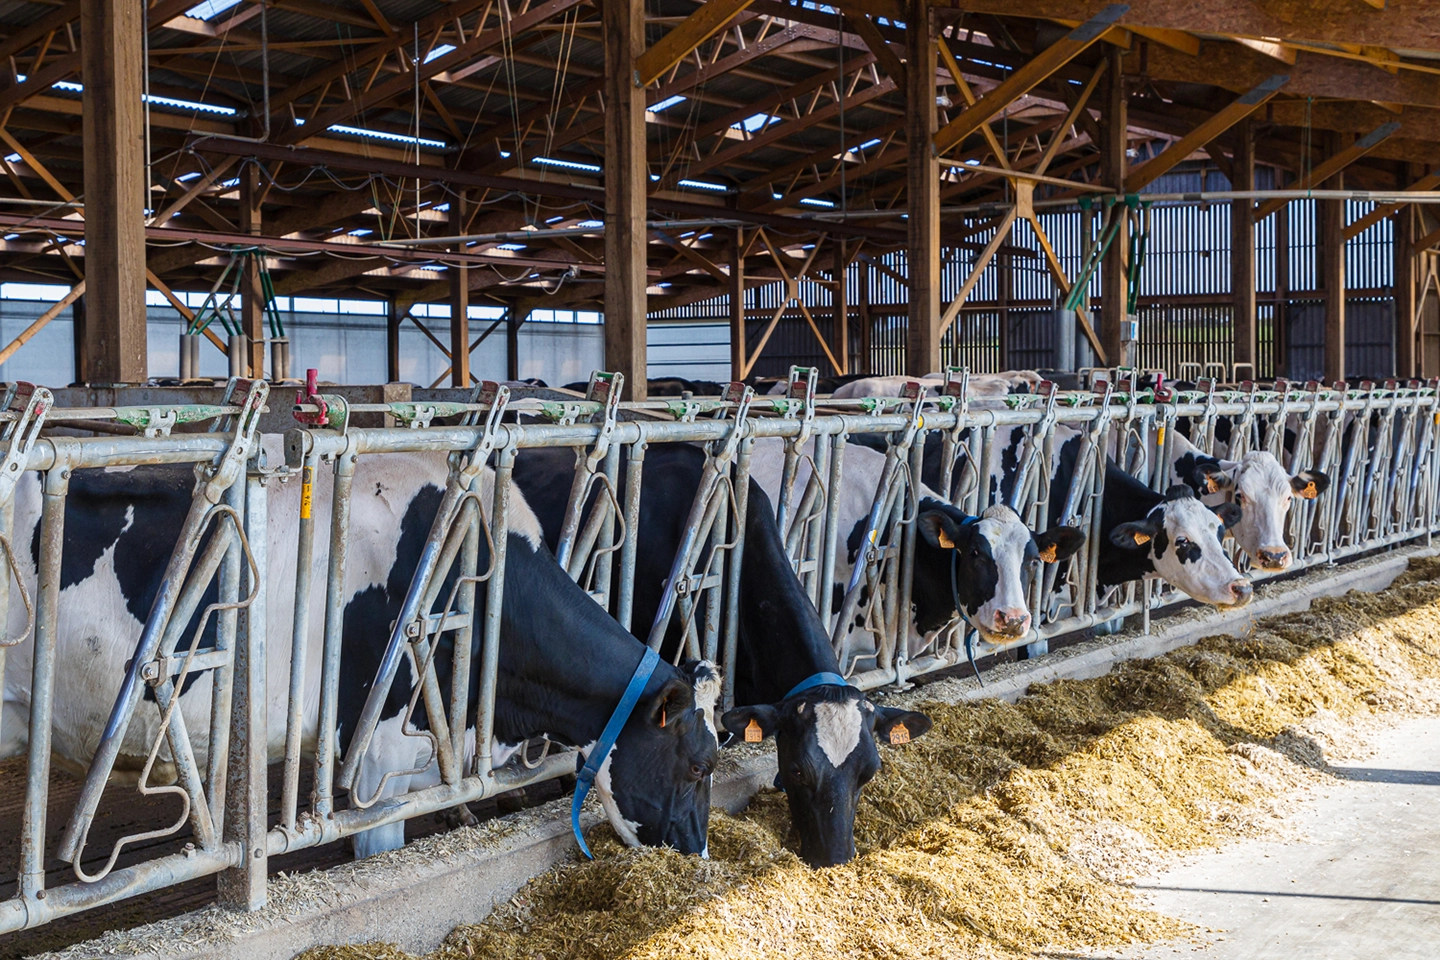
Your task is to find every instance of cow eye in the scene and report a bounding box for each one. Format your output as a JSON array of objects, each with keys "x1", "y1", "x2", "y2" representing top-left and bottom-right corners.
[
  {"x1": 689, "y1": 762, "x2": 708, "y2": 781},
  {"x1": 1174, "y1": 537, "x2": 1190, "y2": 550}
]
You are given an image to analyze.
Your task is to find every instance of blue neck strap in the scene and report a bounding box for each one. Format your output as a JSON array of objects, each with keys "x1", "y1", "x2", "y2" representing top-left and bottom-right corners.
[
  {"x1": 784, "y1": 671, "x2": 850, "y2": 700},
  {"x1": 571, "y1": 645, "x2": 660, "y2": 859}
]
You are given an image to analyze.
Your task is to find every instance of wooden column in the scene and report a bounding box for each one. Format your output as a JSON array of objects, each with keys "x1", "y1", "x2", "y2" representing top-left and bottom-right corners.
[
  {"x1": 833, "y1": 239, "x2": 849, "y2": 375},
  {"x1": 387, "y1": 300, "x2": 402, "y2": 382},
  {"x1": 1274, "y1": 181, "x2": 1290, "y2": 378},
  {"x1": 603, "y1": 0, "x2": 649, "y2": 400},
  {"x1": 729, "y1": 229, "x2": 746, "y2": 381},
  {"x1": 239, "y1": 167, "x2": 265, "y2": 379},
  {"x1": 1231, "y1": 119, "x2": 1257, "y2": 374},
  {"x1": 858, "y1": 262, "x2": 872, "y2": 374},
  {"x1": 506, "y1": 304, "x2": 521, "y2": 381},
  {"x1": 81, "y1": 0, "x2": 147, "y2": 384},
  {"x1": 905, "y1": 0, "x2": 940, "y2": 378},
  {"x1": 1321, "y1": 133, "x2": 1347, "y2": 383},
  {"x1": 70, "y1": 293, "x2": 86, "y2": 386},
  {"x1": 1098, "y1": 42, "x2": 1127, "y2": 368},
  {"x1": 1395, "y1": 172, "x2": 1418, "y2": 378},
  {"x1": 449, "y1": 194, "x2": 470, "y2": 387},
  {"x1": 997, "y1": 251, "x2": 1012, "y2": 370}
]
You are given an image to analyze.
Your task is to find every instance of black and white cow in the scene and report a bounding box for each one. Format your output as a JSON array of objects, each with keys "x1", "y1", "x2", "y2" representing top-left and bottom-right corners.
[
  {"x1": 1167, "y1": 432, "x2": 1329, "y2": 571},
  {"x1": 748, "y1": 439, "x2": 1086, "y2": 664},
  {"x1": 512, "y1": 444, "x2": 931, "y2": 868},
  {"x1": 0, "y1": 442, "x2": 720, "y2": 859}
]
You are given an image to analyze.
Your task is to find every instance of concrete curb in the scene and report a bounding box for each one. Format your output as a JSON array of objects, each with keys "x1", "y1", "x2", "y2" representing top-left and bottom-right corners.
[{"x1": 40, "y1": 546, "x2": 1434, "y2": 960}]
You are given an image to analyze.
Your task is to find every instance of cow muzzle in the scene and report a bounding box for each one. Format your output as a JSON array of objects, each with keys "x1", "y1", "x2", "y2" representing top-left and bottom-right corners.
[
  {"x1": 989, "y1": 608, "x2": 1031, "y2": 637},
  {"x1": 1255, "y1": 546, "x2": 1291, "y2": 570},
  {"x1": 1225, "y1": 579, "x2": 1254, "y2": 607}
]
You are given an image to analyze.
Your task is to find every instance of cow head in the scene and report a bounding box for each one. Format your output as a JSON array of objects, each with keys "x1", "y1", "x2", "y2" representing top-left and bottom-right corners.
[
  {"x1": 1185, "y1": 453, "x2": 1329, "y2": 571},
  {"x1": 1110, "y1": 484, "x2": 1253, "y2": 607},
  {"x1": 721, "y1": 685, "x2": 930, "y2": 867},
  {"x1": 914, "y1": 501, "x2": 1086, "y2": 643},
  {"x1": 599, "y1": 660, "x2": 721, "y2": 854}
]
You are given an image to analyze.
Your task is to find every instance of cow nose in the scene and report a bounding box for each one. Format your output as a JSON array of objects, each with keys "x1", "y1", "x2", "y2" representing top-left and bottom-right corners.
[
  {"x1": 1257, "y1": 546, "x2": 1291, "y2": 569},
  {"x1": 1228, "y1": 580, "x2": 1254, "y2": 606},
  {"x1": 993, "y1": 608, "x2": 1030, "y2": 633}
]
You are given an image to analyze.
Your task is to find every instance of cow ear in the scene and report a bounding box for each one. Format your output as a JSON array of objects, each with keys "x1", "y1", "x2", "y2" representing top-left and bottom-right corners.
[
  {"x1": 1193, "y1": 464, "x2": 1233, "y2": 494},
  {"x1": 647, "y1": 677, "x2": 694, "y2": 731},
  {"x1": 917, "y1": 510, "x2": 965, "y2": 550},
  {"x1": 1033, "y1": 525, "x2": 1085, "y2": 563},
  {"x1": 720, "y1": 704, "x2": 780, "y2": 743},
  {"x1": 1110, "y1": 519, "x2": 1159, "y2": 550},
  {"x1": 871, "y1": 706, "x2": 932, "y2": 746},
  {"x1": 1291, "y1": 470, "x2": 1329, "y2": 499},
  {"x1": 1212, "y1": 501, "x2": 1243, "y2": 529}
]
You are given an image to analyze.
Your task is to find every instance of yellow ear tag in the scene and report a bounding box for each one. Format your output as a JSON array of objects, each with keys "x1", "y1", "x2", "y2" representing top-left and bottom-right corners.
[
  {"x1": 1133, "y1": 532, "x2": 1151, "y2": 545},
  {"x1": 744, "y1": 718, "x2": 763, "y2": 743},
  {"x1": 1206, "y1": 476, "x2": 1221, "y2": 493},
  {"x1": 889, "y1": 722, "x2": 910, "y2": 745},
  {"x1": 1301, "y1": 481, "x2": 1318, "y2": 499},
  {"x1": 1039, "y1": 543, "x2": 1058, "y2": 563}
]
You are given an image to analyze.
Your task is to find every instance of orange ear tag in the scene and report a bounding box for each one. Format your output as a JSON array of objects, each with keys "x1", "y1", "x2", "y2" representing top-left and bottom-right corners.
[
  {"x1": 1039, "y1": 544, "x2": 1058, "y2": 563},
  {"x1": 744, "y1": 718, "x2": 763, "y2": 743},
  {"x1": 1133, "y1": 532, "x2": 1151, "y2": 545},
  {"x1": 1302, "y1": 481, "x2": 1318, "y2": 499},
  {"x1": 938, "y1": 531, "x2": 955, "y2": 549},
  {"x1": 889, "y1": 722, "x2": 910, "y2": 745},
  {"x1": 660, "y1": 707, "x2": 667, "y2": 728}
]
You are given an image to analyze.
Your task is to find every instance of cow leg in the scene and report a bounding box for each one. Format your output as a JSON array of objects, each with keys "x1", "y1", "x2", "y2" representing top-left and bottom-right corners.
[{"x1": 349, "y1": 716, "x2": 423, "y2": 859}]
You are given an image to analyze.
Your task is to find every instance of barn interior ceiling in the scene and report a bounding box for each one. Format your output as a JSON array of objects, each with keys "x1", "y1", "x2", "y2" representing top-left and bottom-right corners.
[{"x1": 0, "y1": 0, "x2": 1438, "y2": 319}]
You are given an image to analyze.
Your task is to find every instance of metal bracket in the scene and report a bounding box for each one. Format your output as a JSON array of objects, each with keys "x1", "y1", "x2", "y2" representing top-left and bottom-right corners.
[
  {"x1": 0, "y1": 382, "x2": 50, "y2": 511},
  {"x1": 196, "y1": 378, "x2": 269, "y2": 506}
]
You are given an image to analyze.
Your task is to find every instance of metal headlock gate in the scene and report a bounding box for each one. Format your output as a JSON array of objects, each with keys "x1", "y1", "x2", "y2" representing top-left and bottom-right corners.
[{"x1": 2, "y1": 368, "x2": 1439, "y2": 932}]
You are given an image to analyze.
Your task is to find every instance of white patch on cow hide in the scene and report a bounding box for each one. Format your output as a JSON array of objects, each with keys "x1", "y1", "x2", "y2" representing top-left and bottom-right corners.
[
  {"x1": 492, "y1": 739, "x2": 523, "y2": 768},
  {"x1": 590, "y1": 742, "x2": 643, "y2": 847},
  {"x1": 813, "y1": 700, "x2": 863, "y2": 767},
  {"x1": 475, "y1": 468, "x2": 544, "y2": 550},
  {"x1": 690, "y1": 661, "x2": 722, "y2": 741}
]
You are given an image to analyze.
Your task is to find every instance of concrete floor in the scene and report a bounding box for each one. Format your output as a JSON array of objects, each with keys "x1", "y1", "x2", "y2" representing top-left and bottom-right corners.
[{"x1": 1126, "y1": 715, "x2": 1440, "y2": 959}]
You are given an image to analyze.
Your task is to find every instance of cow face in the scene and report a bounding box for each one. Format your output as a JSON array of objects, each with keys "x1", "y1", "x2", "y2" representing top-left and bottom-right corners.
[
  {"x1": 915, "y1": 502, "x2": 1086, "y2": 643},
  {"x1": 1188, "y1": 453, "x2": 1329, "y2": 571},
  {"x1": 1110, "y1": 485, "x2": 1253, "y2": 607},
  {"x1": 720, "y1": 686, "x2": 931, "y2": 868},
  {"x1": 599, "y1": 660, "x2": 721, "y2": 854}
]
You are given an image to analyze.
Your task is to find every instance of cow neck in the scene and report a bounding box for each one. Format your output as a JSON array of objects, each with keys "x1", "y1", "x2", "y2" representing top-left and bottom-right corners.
[
  {"x1": 495, "y1": 538, "x2": 669, "y2": 747},
  {"x1": 737, "y1": 479, "x2": 845, "y2": 703}
]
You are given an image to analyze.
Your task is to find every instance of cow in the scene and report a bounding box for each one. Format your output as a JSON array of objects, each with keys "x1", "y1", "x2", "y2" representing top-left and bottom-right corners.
[
  {"x1": 512, "y1": 444, "x2": 931, "y2": 868},
  {"x1": 826, "y1": 371, "x2": 1041, "y2": 401},
  {"x1": 0, "y1": 441, "x2": 720, "y2": 861},
  {"x1": 1166, "y1": 432, "x2": 1329, "y2": 571},
  {"x1": 747, "y1": 438, "x2": 1087, "y2": 668}
]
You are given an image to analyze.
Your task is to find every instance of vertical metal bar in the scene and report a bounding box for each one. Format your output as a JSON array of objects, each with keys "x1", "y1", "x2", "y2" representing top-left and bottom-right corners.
[
  {"x1": 721, "y1": 438, "x2": 753, "y2": 711},
  {"x1": 617, "y1": 440, "x2": 646, "y2": 633},
  {"x1": 281, "y1": 446, "x2": 318, "y2": 831},
  {"x1": 449, "y1": 497, "x2": 481, "y2": 768},
  {"x1": 894, "y1": 439, "x2": 923, "y2": 687},
  {"x1": 217, "y1": 451, "x2": 268, "y2": 910},
  {"x1": 314, "y1": 439, "x2": 357, "y2": 818},
  {"x1": 474, "y1": 444, "x2": 515, "y2": 780},
  {"x1": 19, "y1": 462, "x2": 68, "y2": 901},
  {"x1": 817, "y1": 432, "x2": 847, "y2": 627},
  {"x1": 206, "y1": 472, "x2": 243, "y2": 834},
  {"x1": 594, "y1": 445, "x2": 621, "y2": 612}
]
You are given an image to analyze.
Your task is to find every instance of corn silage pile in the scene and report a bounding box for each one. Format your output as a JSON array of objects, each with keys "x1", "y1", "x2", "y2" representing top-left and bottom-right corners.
[{"x1": 297, "y1": 557, "x2": 1440, "y2": 960}]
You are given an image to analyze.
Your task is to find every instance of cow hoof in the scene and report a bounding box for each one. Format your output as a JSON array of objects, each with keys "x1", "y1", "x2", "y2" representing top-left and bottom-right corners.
[
  {"x1": 496, "y1": 787, "x2": 529, "y2": 814},
  {"x1": 435, "y1": 803, "x2": 480, "y2": 830}
]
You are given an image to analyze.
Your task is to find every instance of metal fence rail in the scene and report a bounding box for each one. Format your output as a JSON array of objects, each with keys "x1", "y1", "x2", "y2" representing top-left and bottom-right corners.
[{"x1": 1, "y1": 369, "x2": 1437, "y2": 934}]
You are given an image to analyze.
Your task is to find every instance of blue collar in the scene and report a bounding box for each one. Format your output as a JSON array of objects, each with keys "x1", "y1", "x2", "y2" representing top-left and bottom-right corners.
[
  {"x1": 571, "y1": 646, "x2": 661, "y2": 859},
  {"x1": 784, "y1": 671, "x2": 851, "y2": 700}
]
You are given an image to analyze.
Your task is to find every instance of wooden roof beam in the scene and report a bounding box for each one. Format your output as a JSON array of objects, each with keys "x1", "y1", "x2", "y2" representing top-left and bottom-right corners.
[
  {"x1": 932, "y1": 4, "x2": 1127, "y2": 156},
  {"x1": 636, "y1": 0, "x2": 758, "y2": 86},
  {"x1": 1344, "y1": 166, "x2": 1440, "y2": 240},
  {"x1": 1123, "y1": 73, "x2": 1287, "y2": 192},
  {"x1": 1255, "y1": 120, "x2": 1400, "y2": 220}
]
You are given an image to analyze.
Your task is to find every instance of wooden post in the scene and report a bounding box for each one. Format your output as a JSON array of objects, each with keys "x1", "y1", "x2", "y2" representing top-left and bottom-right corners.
[
  {"x1": 387, "y1": 300, "x2": 402, "y2": 383},
  {"x1": 70, "y1": 293, "x2": 86, "y2": 386},
  {"x1": 239, "y1": 167, "x2": 265, "y2": 379},
  {"x1": 997, "y1": 250, "x2": 1012, "y2": 371},
  {"x1": 449, "y1": 193, "x2": 471, "y2": 387},
  {"x1": 833, "y1": 239, "x2": 849, "y2": 376},
  {"x1": 1274, "y1": 182, "x2": 1290, "y2": 379},
  {"x1": 858, "y1": 262, "x2": 872, "y2": 374},
  {"x1": 1231, "y1": 119, "x2": 1257, "y2": 374},
  {"x1": 905, "y1": 0, "x2": 940, "y2": 378},
  {"x1": 603, "y1": 0, "x2": 649, "y2": 400},
  {"x1": 1099, "y1": 43, "x2": 1127, "y2": 369},
  {"x1": 506, "y1": 305, "x2": 520, "y2": 381},
  {"x1": 1321, "y1": 132, "x2": 1347, "y2": 383},
  {"x1": 81, "y1": 0, "x2": 147, "y2": 384},
  {"x1": 729, "y1": 229, "x2": 746, "y2": 381},
  {"x1": 1395, "y1": 171, "x2": 1418, "y2": 378}
]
